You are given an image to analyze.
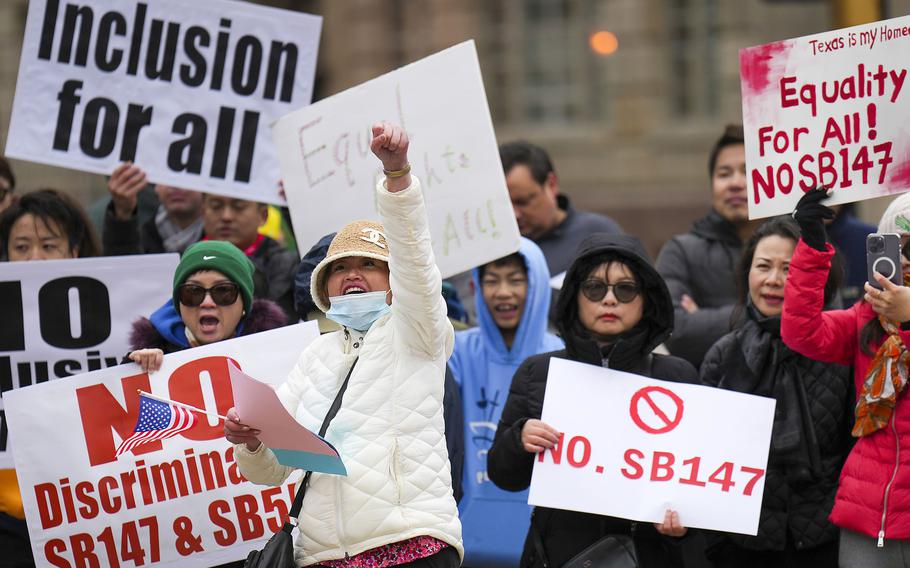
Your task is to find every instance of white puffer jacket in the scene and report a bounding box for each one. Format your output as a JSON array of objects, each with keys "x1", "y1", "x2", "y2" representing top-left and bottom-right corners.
[{"x1": 234, "y1": 176, "x2": 462, "y2": 566}]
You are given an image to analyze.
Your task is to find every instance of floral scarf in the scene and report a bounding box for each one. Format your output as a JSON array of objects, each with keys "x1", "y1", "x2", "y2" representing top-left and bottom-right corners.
[{"x1": 854, "y1": 314, "x2": 910, "y2": 437}]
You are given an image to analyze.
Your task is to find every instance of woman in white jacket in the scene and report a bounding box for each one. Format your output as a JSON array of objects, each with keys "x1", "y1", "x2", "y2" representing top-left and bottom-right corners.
[{"x1": 224, "y1": 122, "x2": 462, "y2": 567}]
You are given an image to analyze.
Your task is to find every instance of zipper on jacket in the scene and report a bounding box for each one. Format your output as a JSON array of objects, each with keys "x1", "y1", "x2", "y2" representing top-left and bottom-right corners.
[
  {"x1": 335, "y1": 476, "x2": 349, "y2": 555},
  {"x1": 878, "y1": 416, "x2": 901, "y2": 547},
  {"x1": 389, "y1": 438, "x2": 403, "y2": 505}
]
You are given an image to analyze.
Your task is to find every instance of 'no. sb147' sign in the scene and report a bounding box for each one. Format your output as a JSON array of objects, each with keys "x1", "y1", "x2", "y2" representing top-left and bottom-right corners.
[{"x1": 529, "y1": 358, "x2": 775, "y2": 536}]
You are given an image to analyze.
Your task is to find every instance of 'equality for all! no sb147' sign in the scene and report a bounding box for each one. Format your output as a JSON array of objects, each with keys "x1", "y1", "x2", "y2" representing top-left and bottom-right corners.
[
  {"x1": 273, "y1": 40, "x2": 521, "y2": 278},
  {"x1": 529, "y1": 359, "x2": 775, "y2": 536},
  {"x1": 5, "y1": 0, "x2": 321, "y2": 205},
  {"x1": 740, "y1": 14, "x2": 910, "y2": 219}
]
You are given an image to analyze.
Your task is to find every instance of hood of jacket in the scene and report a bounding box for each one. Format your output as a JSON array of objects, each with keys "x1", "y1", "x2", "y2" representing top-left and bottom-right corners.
[
  {"x1": 691, "y1": 209, "x2": 742, "y2": 247},
  {"x1": 555, "y1": 233, "x2": 674, "y2": 371},
  {"x1": 449, "y1": 237, "x2": 562, "y2": 561},
  {"x1": 464, "y1": 237, "x2": 562, "y2": 365}
]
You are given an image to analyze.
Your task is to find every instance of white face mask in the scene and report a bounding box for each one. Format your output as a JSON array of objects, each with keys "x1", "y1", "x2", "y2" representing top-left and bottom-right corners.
[{"x1": 325, "y1": 290, "x2": 391, "y2": 331}]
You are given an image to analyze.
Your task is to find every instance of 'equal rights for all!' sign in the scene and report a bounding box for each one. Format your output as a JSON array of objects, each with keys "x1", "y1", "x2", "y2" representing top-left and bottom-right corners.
[
  {"x1": 740, "y1": 14, "x2": 910, "y2": 219},
  {"x1": 529, "y1": 359, "x2": 775, "y2": 536}
]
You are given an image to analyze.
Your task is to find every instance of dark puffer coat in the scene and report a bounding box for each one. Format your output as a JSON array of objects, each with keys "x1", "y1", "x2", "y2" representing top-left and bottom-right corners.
[
  {"x1": 700, "y1": 306, "x2": 853, "y2": 554},
  {"x1": 655, "y1": 210, "x2": 744, "y2": 368},
  {"x1": 487, "y1": 233, "x2": 699, "y2": 568}
]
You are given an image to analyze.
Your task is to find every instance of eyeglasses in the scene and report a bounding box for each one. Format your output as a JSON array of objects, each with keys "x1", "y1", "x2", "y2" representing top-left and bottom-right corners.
[
  {"x1": 177, "y1": 283, "x2": 240, "y2": 307},
  {"x1": 580, "y1": 280, "x2": 640, "y2": 303}
]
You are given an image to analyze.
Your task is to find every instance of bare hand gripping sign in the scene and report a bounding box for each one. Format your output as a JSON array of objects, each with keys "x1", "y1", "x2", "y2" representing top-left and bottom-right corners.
[
  {"x1": 5, "y1": 0, "x2": 321, "y2": 204},
  {"x1": 740, "y1": 14, "x2": 910, "y2": 219}
]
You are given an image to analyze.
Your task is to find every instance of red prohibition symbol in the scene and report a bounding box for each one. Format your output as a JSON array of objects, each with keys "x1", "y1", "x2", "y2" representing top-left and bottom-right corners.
[{"x1": 629, "y1": 386, "x2": 684, "y2": 434}]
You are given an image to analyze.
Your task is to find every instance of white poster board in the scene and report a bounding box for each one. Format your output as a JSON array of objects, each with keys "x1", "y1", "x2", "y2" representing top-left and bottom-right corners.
[
  {"x1": 274, "y1": 40, "x2": 521, "y2": 278},
  {"x1": 0, "y1": 253, "x2": 178, "y2": 468},
  {"x1": 5, "y1": 0, "x2": 321, "y2": 205},
  {"x1": 4, "y1": 322, "x2": 319, "y2": 567},
  {"x1": 740, "y1": 15, "x2": 910, "y2": 219},
  {"x1": 529, "y1": 359, "x2": 775, "y2": 536}
]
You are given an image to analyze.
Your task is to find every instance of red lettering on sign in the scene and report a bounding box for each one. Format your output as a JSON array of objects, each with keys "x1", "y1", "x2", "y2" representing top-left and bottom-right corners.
[
  {"x1": 76, "y1": 371, "x2": 153, "y2": 466},
  {"x1": 36, "y1": 482, "x2": 63, "y2": 529},
  {"x1": 45, "y1": 539, "x2": 69, "y2": 568},
  {"x1": 235, "y1": 494, "x2": 266, "y2": 541},
  {"x1": 708, "y1": 462, "x2": 737, "y2": 492},
  {"x1": 70, "y1": 532, "x2": 98, "y2": 567},
  {"x1": 567, "y1": 436, "x2": 591, "y2": 468},
  {"x1": 650, "y1": 451, "x2": 675, "y2": 481},
  {"x1": 679, "y1": 456, "x2": 707, "y2": 487},
  {"x1": 621, "y1": 449, "x2": 644, "y2": 480},
  {"x1": 537, "y1": 432, "x2": 566, "y2": 464},
  {"x1": 168, "y1": 356, "x2": 237, "y2": 441},
  {"x1": 741, "y1": 466, "x2": 767, "y2": 496},
  {"x1": 210, "y1": 499, "x2": 237, "y2": 546}
]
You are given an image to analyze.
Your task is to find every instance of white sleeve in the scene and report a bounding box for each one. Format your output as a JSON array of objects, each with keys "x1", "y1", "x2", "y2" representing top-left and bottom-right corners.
[{"x1": 376, "y1": 176, "x2": 454, "y2": 359}]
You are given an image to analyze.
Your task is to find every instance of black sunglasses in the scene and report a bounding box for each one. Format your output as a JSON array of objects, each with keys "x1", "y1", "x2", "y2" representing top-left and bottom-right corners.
[
  {"x1": 580, "y1": 280, "x2": 640, "y2": 303},
  {"x1": 178, "y1": 283, "x2": 240, "y2": 307}
]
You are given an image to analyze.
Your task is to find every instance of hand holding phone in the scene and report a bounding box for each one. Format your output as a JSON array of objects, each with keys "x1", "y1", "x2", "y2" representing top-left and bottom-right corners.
[{"x1": 867, "y1": 233, "x2": 902, "y2": 289}]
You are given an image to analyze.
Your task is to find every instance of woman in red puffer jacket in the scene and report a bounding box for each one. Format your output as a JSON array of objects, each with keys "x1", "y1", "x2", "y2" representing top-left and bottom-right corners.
[{"x1": 783, "y1": 188, "x2": 910, "y2": 567}]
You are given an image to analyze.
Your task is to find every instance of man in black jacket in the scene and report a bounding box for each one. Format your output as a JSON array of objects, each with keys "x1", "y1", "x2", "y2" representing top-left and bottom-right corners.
[
  {"x1": 202, "y1": 194, "x2": 299, "y2": 323},
  {"x1": 656, "y1": 125, "x2": 758, "y2": 369}
]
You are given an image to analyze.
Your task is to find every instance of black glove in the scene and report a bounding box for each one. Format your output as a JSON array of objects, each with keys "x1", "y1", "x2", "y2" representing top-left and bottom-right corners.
[{"x1": 792, "y1": 187, "x2": 835, "y2": 251}]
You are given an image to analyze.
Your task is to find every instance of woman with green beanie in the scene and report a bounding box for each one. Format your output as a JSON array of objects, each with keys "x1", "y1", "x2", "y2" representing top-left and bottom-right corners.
[{"x1": 128, "y1": 239, "x2": 287, "y2": 372}]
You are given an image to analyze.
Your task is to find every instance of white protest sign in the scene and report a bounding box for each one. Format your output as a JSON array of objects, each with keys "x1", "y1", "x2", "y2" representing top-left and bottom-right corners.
[
  {"x1": 0, "y1": 253, "x2": 178, "y2": 468},
  {"x1": 5, "y1": 0, "x2": 321, "y2": 205},
  {"x1": 274, "y1": 40, "x2": 521, "y2": 278},
  {"x1": 529, "y1": 358, "x2": 775, "y2": 536},
  {"x1": 740, "y1": 15, "x2": 910, "y2": 219},
  {"x1": 4, "y1": 322, "x2": 319, "y2": 567}
]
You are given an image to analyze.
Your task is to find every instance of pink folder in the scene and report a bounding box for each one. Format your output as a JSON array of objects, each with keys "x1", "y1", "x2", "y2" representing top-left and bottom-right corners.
[{"x1": 228, "y1": 361, "x2": 346, "y2": 475}]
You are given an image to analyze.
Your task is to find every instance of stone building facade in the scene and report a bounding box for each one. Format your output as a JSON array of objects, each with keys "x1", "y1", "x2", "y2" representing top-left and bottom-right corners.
[{"x1": 1, "y1": 0, "x2": 907, "y2": 254}]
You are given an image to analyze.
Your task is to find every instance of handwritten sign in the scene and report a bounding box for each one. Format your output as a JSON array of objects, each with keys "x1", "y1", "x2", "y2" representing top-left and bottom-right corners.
[
  {"x1": 274, "y1": 40, "x2": 521, "y2": 278},
  {"x1": 3, "y1": 322, "x2": 319, "y2": 567},
  {"x1": 0, "y1": 254, "x2": 178, "y2": 468},
  {"x1": 529, "y1": 358, "x2": 775, "y2": 535},
  {"x1": 740, "y1": 15, "x2": 910, "y2": 219},
  {"x1": 5, "y1": 0, "x2": 321, "y2": 205}
]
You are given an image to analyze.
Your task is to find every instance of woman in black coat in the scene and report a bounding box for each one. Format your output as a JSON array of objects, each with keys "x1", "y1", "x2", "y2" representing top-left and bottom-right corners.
[
  {"x1": 700, "y1": 217, "x2": 853, "y2": 567},
  {"x1": 487, "y1": 233, "x2": 698, "y2": 568}
]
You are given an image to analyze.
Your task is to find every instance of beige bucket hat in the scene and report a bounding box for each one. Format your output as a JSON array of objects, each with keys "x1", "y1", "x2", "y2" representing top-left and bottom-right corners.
[{"x1": 309, "y1": 220, "x2": 390, "y2": 312}]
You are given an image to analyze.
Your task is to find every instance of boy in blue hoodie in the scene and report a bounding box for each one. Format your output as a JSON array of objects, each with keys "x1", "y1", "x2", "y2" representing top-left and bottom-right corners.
[{"x1": 448, "y1": 238, "x2": 563, "y2": 567}]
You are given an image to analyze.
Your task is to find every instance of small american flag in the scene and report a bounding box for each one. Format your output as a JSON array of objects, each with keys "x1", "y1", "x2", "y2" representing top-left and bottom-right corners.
[{"x1": 116, "y1": 393, "x2": 197, "y2": 456}]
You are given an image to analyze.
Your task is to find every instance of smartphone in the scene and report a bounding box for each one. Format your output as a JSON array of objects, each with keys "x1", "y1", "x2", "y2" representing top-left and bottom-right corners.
[{"x1": 867, "y1": 233, "x2": 902, "y2": 289}]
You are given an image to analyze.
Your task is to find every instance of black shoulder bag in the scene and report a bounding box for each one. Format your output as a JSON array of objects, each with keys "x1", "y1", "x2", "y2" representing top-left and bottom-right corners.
[
  {"x1": 244, "y1": 358, "x2": 358, "y2": 568},
  {"x1": 531, "y1": 510, "x2": 638, "y2": 568}
]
